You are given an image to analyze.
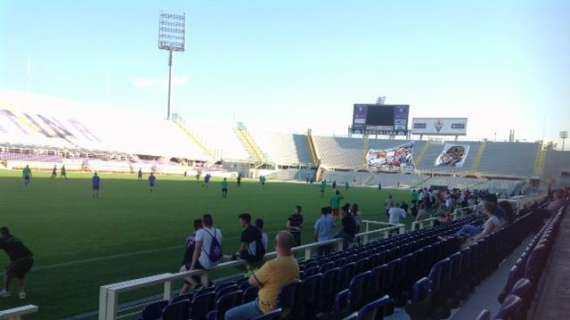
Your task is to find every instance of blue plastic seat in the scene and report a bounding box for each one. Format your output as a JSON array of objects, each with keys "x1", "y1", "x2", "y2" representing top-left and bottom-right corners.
[
  {"x1": 242, "y1": 286, "x2": 258, "y2": 303},
  {"x1": 208, "y1": 290, "x2": 243, "y2": 320},
  {"x1": 191, "y1": 291, "x2": 215, "y2": 320},
  {"x1": 277, "y1": 280, "x2": 301, "y2": 319},
  {"x1": 300, "y1": 273, "x2": 321, "y2": 319},
  {"x1": 509, "y1": 278, "x2": 532, "y2": 320},
  {"x1": 476, "y1": 309, "x2": 491, "y2": 320},
  {"x1": 319, "y1": 267, "x2": 340, "y2": 312},
  {"x1": 494, "y1": 294, "x2": 522, "y2": 320},
  {"x1": 139, "y1": 300, "x2": 168, "y2": 320},
  {"x1": 339, "y1": 262, "x2": 356, "y2": 290},
  {"x1": 349, "y1": 271, "x2": 372, "y2": 310},
  {"x1": 162, "y1": 300, "x2": 190, "y2": 320},
  {"x1": 356, "y1": 295, "x2": 391, "y2": 320}
]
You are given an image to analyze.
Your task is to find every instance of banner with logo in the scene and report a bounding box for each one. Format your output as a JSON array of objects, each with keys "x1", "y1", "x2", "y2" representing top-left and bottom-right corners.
[
  {"x1": 412, "y1": 118, "x2": 467, "y2": 136},
  {"x1": 435, "y1": 143, "x2": 470, "y2": 167},
  {"x1": 367, "y1": 141, "x2": 415, "y2": 172}
]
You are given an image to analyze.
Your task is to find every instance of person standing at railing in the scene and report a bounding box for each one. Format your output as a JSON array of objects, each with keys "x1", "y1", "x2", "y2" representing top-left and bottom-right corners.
[
  {"x1": 287, "y1": 205, "x2": 304, "y2": 246},
  {"x1": 336, "y1": 204, "x2": 357, "y2": 249},
  {"x1": 225, "y1": 231, "x2": 299, "y2": 320},
  {"x1": 0, "y1": 227, "x2": 34, "y2": 299},
  {"x1": 314, "y1": 207, "x2": 336, "y2": 256},
  {"x1": 179, "y1": 219, "x2": 203, "y2": 294},
  {"x1": 190, "y1": 214, "x2": 223, "y2": 288},
  {"x1": 388, "y1": 202, "x2": 406, "y2": 225}
]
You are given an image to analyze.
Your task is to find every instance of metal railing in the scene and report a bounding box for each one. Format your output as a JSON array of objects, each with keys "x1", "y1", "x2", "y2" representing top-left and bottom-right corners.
[{"x1": 0, "y1": 305, "x2": 38, "y2": 320}]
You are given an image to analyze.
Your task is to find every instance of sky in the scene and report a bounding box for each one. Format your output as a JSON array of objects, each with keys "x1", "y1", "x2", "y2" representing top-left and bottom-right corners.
[{"x1": 0, "y1": 0, "x2": 569, "y2": 143}]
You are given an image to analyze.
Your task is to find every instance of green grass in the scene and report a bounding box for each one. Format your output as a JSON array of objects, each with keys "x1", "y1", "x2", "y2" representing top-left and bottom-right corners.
[{"x1": 0, "y1": 170, "x2": 412, "y2": 319}]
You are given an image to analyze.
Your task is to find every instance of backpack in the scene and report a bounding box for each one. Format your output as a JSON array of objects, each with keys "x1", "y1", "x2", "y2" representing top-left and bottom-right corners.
[{"x1": 203, "y1": 229, "x2": 222, "y2": 263}]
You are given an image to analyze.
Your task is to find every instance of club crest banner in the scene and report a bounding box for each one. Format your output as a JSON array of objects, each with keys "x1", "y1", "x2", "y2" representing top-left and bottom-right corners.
[{"x1": 435, "y1": 144, "x2": 470, "y2": 167}]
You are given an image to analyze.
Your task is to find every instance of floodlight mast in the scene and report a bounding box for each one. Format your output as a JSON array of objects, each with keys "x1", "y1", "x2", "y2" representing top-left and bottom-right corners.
[{"x1": 158, "y1": 12, "x2": 186, "y2": 120}]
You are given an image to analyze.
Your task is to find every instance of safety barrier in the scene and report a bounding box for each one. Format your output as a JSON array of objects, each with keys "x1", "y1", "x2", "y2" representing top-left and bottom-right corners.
[{"x1": 0, "y1": 305, "x2": 38, "y2": 320}]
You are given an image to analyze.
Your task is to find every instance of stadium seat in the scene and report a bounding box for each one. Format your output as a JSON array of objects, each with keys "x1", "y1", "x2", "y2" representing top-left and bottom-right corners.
[
  {"x1": 319, "y1": 267, "x2": 341, "y2": 312},
  {"x1": 334, "y1": 289, "x2": 352, "y2": 320},
  {"x1": 405, "y1": 277, "x2": 432, "y2": 320},
  {"x1": 162, "y1": 300, "x2": 190, "y2": 320},
  {"x1": 207, "y1": 290, "x2": 243, "y2": 320},
  {"x1": 476, "y1": 309, "x2": 491, "y2": 320},
  {"x1": 277, "y1": 280, "x2": 301, "y2": 319},
  {"x1": 139, "y1": 300, "x2": 168, "y2": 320},
  {"x1": 191, "y1": 292, "x2": 215, "y2": 320},
  {"x1": 252, "y1": 308, "x2": 283, "y2": 320},
  {"x1": 356, "y1": 295, "x2": 392, "y2": 320},
  {"x1": 299, "y1": 273, "x2": 321, "y2": 320},
  {"x1": 494, "y1": 294, "x2": 522, "y2": 320},
  {"x1": 242, "y1": 286, "x2": 258, "y2": 303},
  {"x1": 348, "y1": 271, "x2": 372, "y2": 310},
  {"x1": 508, "y1": 279, "x2": 532, "y2": 320}
]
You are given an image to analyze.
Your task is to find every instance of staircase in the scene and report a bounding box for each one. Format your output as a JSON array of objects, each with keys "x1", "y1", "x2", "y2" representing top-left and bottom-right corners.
[
  {"x1": 172, "y1": 119, "x2": 216, "y2": 160},
  {"x1": 470, "y1": 141, "x2": 487, "y2": 176},
  {"x1": 361, "y1": 135, "x2": 369, "y2": 170},
  {"x1": 414, "y1": 142, "x2": 431, "y2": 170},
  {"x1": 533, "y1": 143, "x2": 546, "y2": 177},
  {"x1": 235, "y1": 123, "x2": 269, "y2": 166},
  {"x1": 306, "y1": 131, "x2": 320, "y2": 167}
]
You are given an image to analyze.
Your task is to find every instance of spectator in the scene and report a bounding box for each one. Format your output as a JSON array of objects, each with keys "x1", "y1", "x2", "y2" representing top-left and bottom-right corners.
[
  {"x1": 388, "y1": 202, "x2": 407, "y2": 225},
  {"x1": 237, "y1": 213, "x2": 265, "y2": 268},
  {"x1": 256, "y1": 219, "x2": 268, "y2": 253},
  {"x1": 415, "y1": 203, "x2": 430, "y2": 221},
  {"x1": 225, "y1": 231, "x2": 300, "y2": 320},
  {"x1": 179, "y1": 219, "x2": 203, "y2": 294},
  {"x1": 314, "y1": 207, "x2": 336, "y2": 256},
  {"x1": 191, "y1": 214, "x2": 223, "y2": 287},
  {"x1": 336, "y1": 204, "x2": 357, "y2": 248},
  {"x1": 384, "y1": 194, "x2": 394, "y2": 217},
  {"x1": 287, "y1": 205, "x2": 304, "y2": 246},
  {"x1": 0, "y1": 227, "x2": 34, "y2": 299},
  {"x1": 546, "y1": 190, "x2": 564, "y2": 214},
  {"x1": 499, "y1": 201, "x2": 516, "y2": 225},
  {"x1": 452, "y1": 194, "x2": 505, "y2": 241},
  {"x1": 411, "y1": 189, "x2": 419, "y2": 206},
  {"x1": 351, "y1": 203, "x2": 362, "y2": 233}
]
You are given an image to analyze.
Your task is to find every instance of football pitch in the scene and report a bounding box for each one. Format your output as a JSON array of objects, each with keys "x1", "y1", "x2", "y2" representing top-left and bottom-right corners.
[{"x1": 0, "y1": 170, "x2": 412, "y2": 319}]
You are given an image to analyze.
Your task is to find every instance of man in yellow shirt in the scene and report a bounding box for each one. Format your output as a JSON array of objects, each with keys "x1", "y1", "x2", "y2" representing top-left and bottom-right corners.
[{"x1": 225, "y1": 231, "x2": 299, "y2": 320}]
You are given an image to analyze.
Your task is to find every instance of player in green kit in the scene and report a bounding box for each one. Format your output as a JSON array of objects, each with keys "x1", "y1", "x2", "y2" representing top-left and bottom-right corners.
[
  {"x1": 330, "y1": 190, "x2": 344, "y2": 217},
  {"x1": 320, "y1": 180, "x2": 326, "y2": 198},
  {"x1": 22, "y1": 165, "x2": 32, "y2": 188},
  {"x1": 221, "y1": 178, "x2": 229, "y2": 198}
]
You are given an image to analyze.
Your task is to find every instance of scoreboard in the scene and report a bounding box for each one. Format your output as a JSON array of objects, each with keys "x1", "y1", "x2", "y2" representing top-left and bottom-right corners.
[{"x1": 352, "y1": 104, "x2": 410, "y2": 135}]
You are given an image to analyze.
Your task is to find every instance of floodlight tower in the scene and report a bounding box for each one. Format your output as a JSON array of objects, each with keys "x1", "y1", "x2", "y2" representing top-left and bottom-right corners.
[
  {"x1": 561, "y1": 131, "x2": 568, "y2": 151},
  {"x1": 158, "y1": 12, "x2": 186, "y2": 120}
]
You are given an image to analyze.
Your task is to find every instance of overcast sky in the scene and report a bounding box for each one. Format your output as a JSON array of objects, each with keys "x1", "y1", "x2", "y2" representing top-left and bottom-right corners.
[{"x1": 1, "y1": 0, "x2": 568, "y2": 143}]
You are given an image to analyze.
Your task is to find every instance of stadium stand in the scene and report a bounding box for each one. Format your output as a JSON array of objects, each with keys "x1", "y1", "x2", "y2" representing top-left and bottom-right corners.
[
  {"x1": 251, "y1": 131, "x2": 314, "y2": 166},
  {"x1": 312, "y1": 136, "x2": 364, "y2": 170},
  {"x1": 543, "y1": 150, "x2": 570, "y2": 183},
  {"x1": 478, "y1": 142, "x2": 540, "y2": 177}
]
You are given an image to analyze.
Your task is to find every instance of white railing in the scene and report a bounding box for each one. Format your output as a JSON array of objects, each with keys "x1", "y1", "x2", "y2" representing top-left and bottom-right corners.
[{"x1": 0, "y1": 305, "x2": 38, "y2": 320}]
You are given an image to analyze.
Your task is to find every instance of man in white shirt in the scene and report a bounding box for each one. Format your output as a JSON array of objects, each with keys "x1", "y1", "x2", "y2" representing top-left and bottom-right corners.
[
  {"x1": 191, "y1": 214, "x2": 223, "y2": 287},
  {"x1": 388, "y1": 203, "x2": 407, "y2": 225}
]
